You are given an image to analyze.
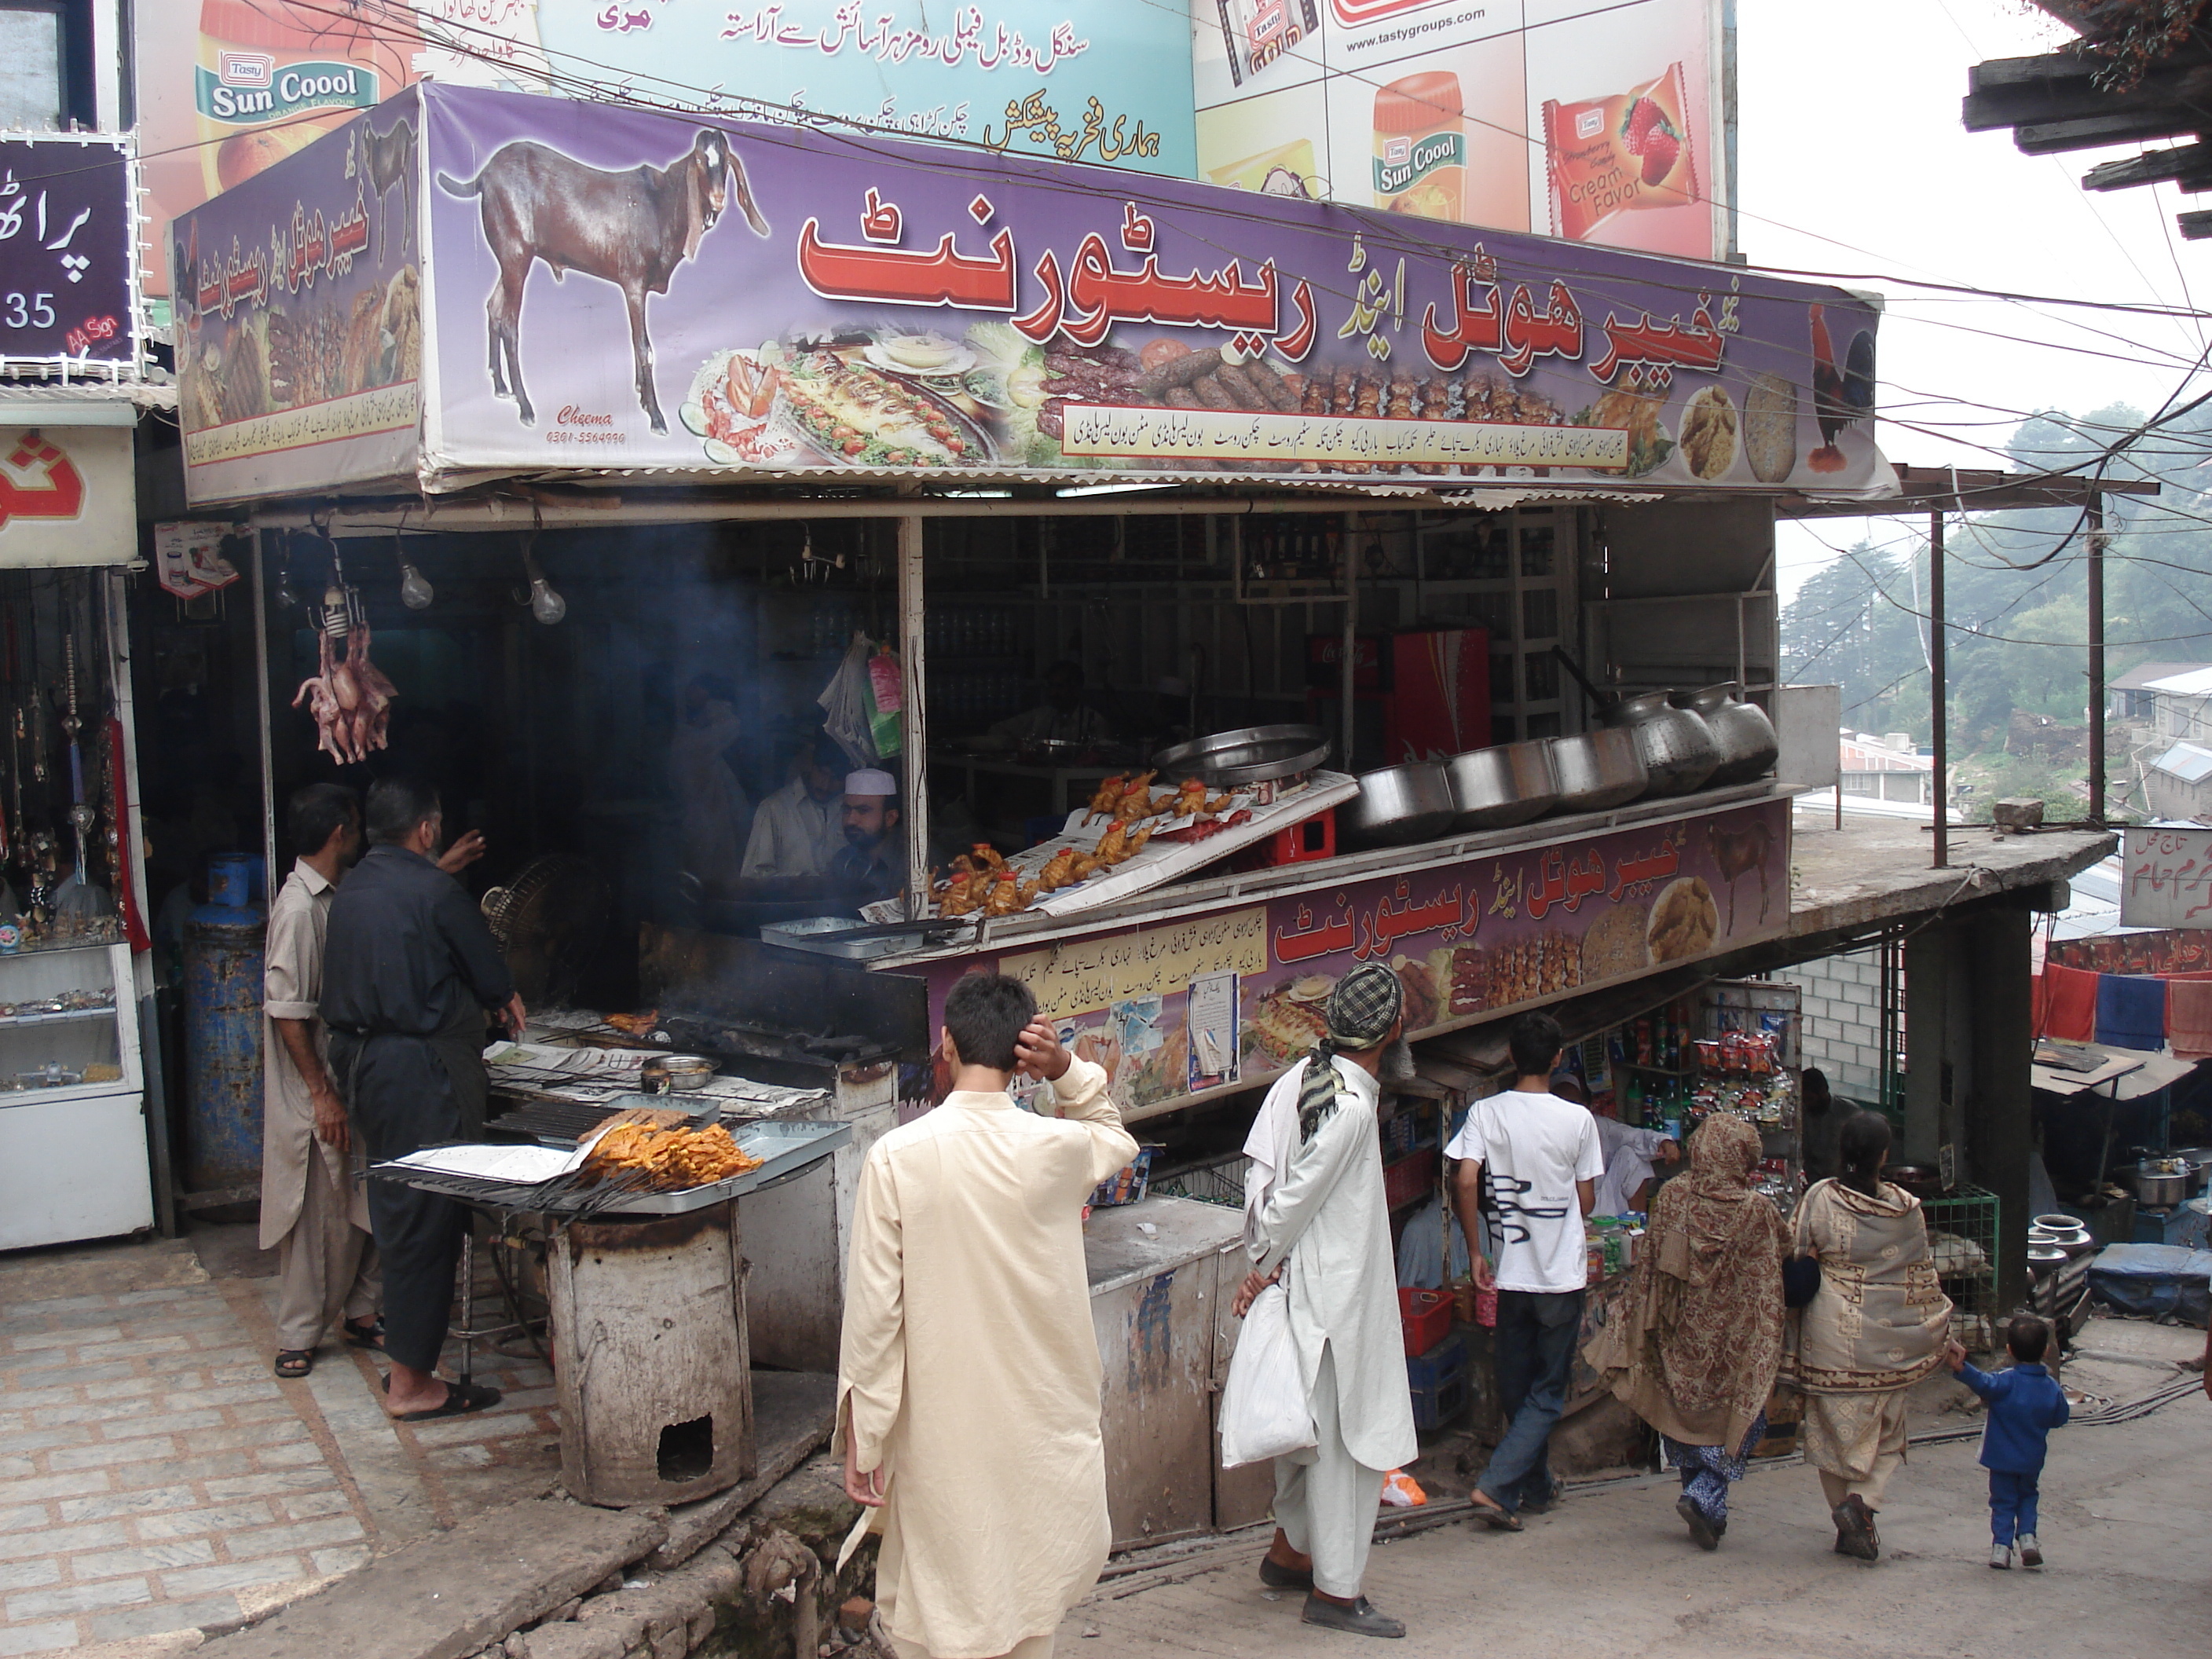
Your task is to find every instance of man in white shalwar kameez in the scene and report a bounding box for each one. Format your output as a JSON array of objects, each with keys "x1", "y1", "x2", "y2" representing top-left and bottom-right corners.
[
  {"x1": 1236, "y1": 964, "x2": 1418, "y2": 1639},
  {"x1": 837, "y1": 972, "x2": 1137, "y2": 1659}
]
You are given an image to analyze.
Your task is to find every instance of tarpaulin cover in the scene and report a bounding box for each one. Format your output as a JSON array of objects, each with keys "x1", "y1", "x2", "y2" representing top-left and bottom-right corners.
[{"x1": 2086, "y1": 1243, "x2": 2212, "y2": 1328}]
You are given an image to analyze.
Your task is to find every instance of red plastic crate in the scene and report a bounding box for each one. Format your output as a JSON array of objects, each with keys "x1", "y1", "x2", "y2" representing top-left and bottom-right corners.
[
  {"x1": 1232, "y1": 808, "x2": 1336, "y2": 872},
  {"x1": 1398, "y1": 1287, "x2": 1452, "y2": 1356},
  {"x1": 1382, "y1": 1147, "x2": 1437, "y2": 1213}
]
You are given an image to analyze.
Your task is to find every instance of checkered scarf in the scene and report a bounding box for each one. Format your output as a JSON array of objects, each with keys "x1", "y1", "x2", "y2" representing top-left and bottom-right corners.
[{"x1": 1296, "y1": 965, "x2": 1404, "y2": 1141}]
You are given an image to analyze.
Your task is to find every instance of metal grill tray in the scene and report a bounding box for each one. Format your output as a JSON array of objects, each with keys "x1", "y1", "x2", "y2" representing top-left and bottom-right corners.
[{"x1": 372, "y1": 1119, "x2": 852, "y2": 1216}]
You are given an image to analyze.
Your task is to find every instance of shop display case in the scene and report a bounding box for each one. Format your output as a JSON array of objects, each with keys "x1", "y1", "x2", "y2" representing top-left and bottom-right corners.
[{"x1": 0, "y1": 939, "x2": 150, "y2": 1249}]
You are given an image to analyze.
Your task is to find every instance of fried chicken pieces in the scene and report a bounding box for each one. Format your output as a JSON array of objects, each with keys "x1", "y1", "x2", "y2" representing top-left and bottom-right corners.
[{"x1": 582, "y1": 1122, "x2": 764, "y2": 1191}]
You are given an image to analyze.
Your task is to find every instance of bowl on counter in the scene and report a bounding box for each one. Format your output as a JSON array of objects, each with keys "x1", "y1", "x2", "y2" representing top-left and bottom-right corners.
[
  {"x1": 1543, "y1": 728, "x2": 1648, "y2": 815},
  {"x1": 1442, "y1": 740, "x2": 1560, "y2": 831},
  {"x1": 1340, "y1": 762, "x2": 1457, "y2": 848}
]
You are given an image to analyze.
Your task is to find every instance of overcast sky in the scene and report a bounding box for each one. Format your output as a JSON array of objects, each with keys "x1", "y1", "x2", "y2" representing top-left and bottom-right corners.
[{"x1": 1738, "y1": 0, "x2": 2206, "y2": 598}]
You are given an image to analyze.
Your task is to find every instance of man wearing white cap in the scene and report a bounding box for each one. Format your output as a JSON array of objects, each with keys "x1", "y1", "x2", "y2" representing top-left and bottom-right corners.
[{"x1": 831, "y1": 768, "x2": 907, "y2": 908}]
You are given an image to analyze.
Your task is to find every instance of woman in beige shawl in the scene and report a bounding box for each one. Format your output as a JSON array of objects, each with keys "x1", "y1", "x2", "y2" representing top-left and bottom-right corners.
[
  {"x1": 1785, "y1": 1110, "x2": 1952, "y2": 1562},
  {"x1": 1594, "y1": 1115, "x2": 1786, "y2": 1551}
]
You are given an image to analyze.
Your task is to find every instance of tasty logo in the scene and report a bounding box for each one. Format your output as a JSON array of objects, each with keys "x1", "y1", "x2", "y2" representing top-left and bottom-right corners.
[
  {"x1": 195, "y1": 58, "x2": 378, "y2": 125},
  {"x1": 1331, "y1": 0, "x2": 1452, "y2": 22}
]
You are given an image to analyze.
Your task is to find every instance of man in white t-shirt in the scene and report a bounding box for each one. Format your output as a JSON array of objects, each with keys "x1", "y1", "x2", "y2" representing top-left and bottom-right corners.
[{"x1": 1445, "y1": 1012, "x2": 1603, "y2": 1529}]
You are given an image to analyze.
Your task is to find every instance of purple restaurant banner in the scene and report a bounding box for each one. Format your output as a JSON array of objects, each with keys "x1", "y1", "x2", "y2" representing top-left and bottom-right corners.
[{"x1": 174, "y1": 82, "x2": 1885, "y2": 504}]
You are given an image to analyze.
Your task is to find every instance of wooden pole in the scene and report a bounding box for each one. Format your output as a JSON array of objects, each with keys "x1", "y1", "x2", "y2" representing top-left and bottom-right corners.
[
  {"x1": 1341, "y1": 518, "x2": 1357, "y2": 771},
  {"x1": 1930, "y1": 509, "x2": 1946, "y2": 870},
  {"x1": 2088, "y1": 490, "x2": 2107, "y2": 823},
  {"x1": 898, "y1": 515, "x2": 928, "y2": 917}
]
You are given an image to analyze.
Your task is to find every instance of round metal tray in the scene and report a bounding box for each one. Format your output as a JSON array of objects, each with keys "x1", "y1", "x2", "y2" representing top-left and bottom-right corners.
[{"x1": 1152, "y1": 724, "x2": 1331, "y2": 787}]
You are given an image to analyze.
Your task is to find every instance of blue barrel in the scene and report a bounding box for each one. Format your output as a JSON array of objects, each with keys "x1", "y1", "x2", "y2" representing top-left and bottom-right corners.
[{"x1": 184, "y1": 855, "x2": 266, "y2": 1195}]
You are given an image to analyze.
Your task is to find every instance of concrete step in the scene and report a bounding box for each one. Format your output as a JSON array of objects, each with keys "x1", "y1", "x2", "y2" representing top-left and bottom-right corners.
[{"x1": 204, "y1": 1497, "x2": 668, "y2": 1659}]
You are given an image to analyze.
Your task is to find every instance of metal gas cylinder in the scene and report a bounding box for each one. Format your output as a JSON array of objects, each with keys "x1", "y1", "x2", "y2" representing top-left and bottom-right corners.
[{"x1": 184, "y1": 852, "x2": 266, "y2": 1195}]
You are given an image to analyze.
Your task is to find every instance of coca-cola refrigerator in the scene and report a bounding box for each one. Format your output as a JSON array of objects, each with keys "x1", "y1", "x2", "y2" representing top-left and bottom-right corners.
[{"x1": 1306, "y1": 628, "x2": 1490, "y2": 771}]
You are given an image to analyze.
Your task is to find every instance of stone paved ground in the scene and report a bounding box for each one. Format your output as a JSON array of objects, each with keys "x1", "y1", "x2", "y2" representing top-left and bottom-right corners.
[{"x1": 0, "y1": 1231, "x2": 561, "y2": 1656}]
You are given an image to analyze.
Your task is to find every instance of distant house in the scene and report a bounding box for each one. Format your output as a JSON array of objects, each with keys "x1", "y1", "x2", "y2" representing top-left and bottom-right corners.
[
  {"x1": 2146, "y1": 740, "x2": 2212, "y2": 825},
  {"x1": 2109, "y1": 662, "x2": 2208, "y2": 722},
  {"x1": 2141, "y1": 666, "x2": 2212, "y2": 744},
  {"x1": 1839, "y1": 731, "x2": 1933, "y2": 804}
]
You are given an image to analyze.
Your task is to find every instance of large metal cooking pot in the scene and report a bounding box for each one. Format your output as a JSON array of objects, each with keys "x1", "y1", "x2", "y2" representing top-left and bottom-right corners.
[
  {"x1": 1599, "y1": 690, "x2": 1719, "y2": 796},
  {"x1": 1340, "y1": 761, "x2": 1457, "y2": 848},
  {"x1": 1672, "y1": 683, "x2": 1779, "y2": 786},
  {"x1": 1543, "y1": 728, "x2": 1648, "y2": 814},
  {"x1": 1152, "y1": 723, "x2": 1331, "y2": 788},
  {"x1": 2131, "y1": 1159, "x2": 2192, "y2": 1209},
  {"x1": 1442, "y1": 740, "x2": 1559, "y2": 831}
]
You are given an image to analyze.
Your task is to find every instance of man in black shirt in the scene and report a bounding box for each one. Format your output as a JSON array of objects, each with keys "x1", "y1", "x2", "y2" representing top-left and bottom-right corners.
[{"x1": 324, "y1": 777, "x2": 522, "y2": 1421}]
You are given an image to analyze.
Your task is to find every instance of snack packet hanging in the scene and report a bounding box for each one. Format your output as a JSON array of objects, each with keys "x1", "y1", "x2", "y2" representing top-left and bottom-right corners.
[{"x1": 1540, "y1": 61, "x2": 1699, "y2": 242}]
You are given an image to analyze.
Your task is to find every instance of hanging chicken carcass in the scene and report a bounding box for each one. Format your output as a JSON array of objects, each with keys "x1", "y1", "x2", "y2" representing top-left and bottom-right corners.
[{"x1": 293, "y1": 599, "x2": 396, "y2": 765}]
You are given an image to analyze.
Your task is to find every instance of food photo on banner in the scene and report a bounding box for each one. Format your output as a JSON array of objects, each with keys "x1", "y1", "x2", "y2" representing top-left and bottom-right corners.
[
  {"x1": 170, "y1": 81, "x2": 1884, "y2": 503},
  {"x1": 168, "y1": 86, "x2": 425, "y2": 496},
  {"x1": 1193, "y1": 0, "x2": 1726, "y2": 260},
  {"x1": 924, "y1": 798, "x2": 1789, "y2": 1115}
]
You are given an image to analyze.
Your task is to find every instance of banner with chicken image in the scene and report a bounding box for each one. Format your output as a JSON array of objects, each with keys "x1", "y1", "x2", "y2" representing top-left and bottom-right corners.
[
  {"x1": 174, "y1": 81, "x2": 1885, "y2": 502},
  {"x1": 919, "y1": 795, "x2": 1789, "y2": 1118}
]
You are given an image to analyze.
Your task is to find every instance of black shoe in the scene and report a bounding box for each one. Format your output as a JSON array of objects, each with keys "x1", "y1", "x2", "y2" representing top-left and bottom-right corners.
[
  {"x1": 1521, "y1": 1478, "x2": 1563, "y2": 1515},
  {"x1": 1301, "y1": 1595, "x2": 1405, "y2": 1639},
  {"x1": 1259, "y1": 1557, "x2": 1313, "y2": 1591},
  {"x1": 1678, "y1": 1495, "x2": 1719, "y2": 1552},
  {"x1": 1831, "y1": 1496, "x2": 1880, "y2": 1562}
]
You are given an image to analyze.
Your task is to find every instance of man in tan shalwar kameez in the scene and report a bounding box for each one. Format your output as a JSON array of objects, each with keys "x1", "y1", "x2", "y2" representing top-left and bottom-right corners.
[
  {"x1": 837, "y1": 972, "x2": 1137, "y2": 1659},
  {"x1": 261, "y1": 785, "x2": 381, "y2": 1378}
]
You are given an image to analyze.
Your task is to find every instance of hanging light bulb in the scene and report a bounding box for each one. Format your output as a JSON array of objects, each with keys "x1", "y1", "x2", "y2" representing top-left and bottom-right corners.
[
  {"x1": 520, "y1": 535, "x2": 565, "y2": 625},
  {"x1": 397, "y1": 553, "x2": 434, "y2": 610},
  {"x1": 396, "y1": 537, "x2": 433, "y2": 610},
  {"x1": 528, "y1": 574, "x2": 566, "y2": 625}
]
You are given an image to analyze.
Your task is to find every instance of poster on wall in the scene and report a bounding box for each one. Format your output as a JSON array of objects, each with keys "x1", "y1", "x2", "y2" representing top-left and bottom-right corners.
[
  {"x1": 932, "y1": 797, "x2": 1789, "y2": 1118},
  {"x1": 135, "y1": 1, "x2": 1196, "y2": 297},
  {"x1": 169, "y1": 89, "x2": 425, "y2": 500},
  {"x1": 174, "y1": 82, "x2": 1881, "y2": 502},
  {"x1": 1193, "y1": 0, "x2": 1724, "y2": 261}
]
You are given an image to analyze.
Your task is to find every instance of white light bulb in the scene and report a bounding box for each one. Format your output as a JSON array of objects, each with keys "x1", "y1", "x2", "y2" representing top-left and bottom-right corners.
[
  {"x1": 529, "y1": 577, "x2": 566, "y2": 625},
  {"x1": 398, "y1": 558, "x2": 434, "y2": 610}
]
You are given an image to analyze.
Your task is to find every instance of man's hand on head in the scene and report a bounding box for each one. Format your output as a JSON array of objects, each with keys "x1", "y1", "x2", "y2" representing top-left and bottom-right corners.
[{"x1": 1013, "y1": 1016, "x2": 1071, "y2": 1082}]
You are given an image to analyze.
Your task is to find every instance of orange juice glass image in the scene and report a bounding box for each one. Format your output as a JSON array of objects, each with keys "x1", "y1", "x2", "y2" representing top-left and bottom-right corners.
[
  {"x1": 1373, "y1": 72, "x2": 1465, "y2": 221},
  {"x1": 196, "y1": 0, "x2": 418, "y2": 196}
]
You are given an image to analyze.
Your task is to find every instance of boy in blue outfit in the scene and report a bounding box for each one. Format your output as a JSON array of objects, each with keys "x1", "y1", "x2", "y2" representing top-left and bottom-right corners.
[{"x1": 1945, "y1": 1314, "x2": 2069, "y2": 1570}]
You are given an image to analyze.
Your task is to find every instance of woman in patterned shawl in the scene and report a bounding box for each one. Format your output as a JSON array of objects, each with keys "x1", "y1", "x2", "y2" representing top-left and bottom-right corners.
[
  {"x1": 1785, "y1": 1110, "x2": 1953, "y2": 1563},
  {"x1": 1593, "y1": 1114, "x2": 1786, "y2": 1551}
]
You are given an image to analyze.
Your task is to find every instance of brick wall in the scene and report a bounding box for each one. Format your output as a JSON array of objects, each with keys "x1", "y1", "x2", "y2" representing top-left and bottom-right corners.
[{"x1": 1790, "y1": 947, "x2": 1896, "y2": 1105}]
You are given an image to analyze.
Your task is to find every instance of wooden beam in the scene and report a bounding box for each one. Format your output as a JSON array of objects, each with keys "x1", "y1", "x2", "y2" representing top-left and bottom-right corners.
[
  {"x1": 2179, "y1": 207, "x2": 2212, "y2": 238},
  {"x1": 2083, "y1": 140, "x2": 2212, "y2": 189},
  {"x1": 2017, "y1": 110, "x2": 2204, "y2": 153},
  {"x1": 1968, "y1": 52, "x2": 2097, "y2": 96}
]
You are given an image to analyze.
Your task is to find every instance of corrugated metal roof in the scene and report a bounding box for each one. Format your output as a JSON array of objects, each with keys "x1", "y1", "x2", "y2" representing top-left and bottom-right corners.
[
  {"x1": 2112, "y1": 661, "x2": 2210, "y2": 692},
  {"x1": 2150, "y1": 741, "x2": 2212, "y2": 784},
  {"x1": 2146, "y1": 666, "x2": 2212, "y2": 697}
]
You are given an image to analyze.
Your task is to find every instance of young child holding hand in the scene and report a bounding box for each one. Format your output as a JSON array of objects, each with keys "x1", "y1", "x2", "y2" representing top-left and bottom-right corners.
[{"x1": 1945, "y1": 1314, "x2": 2070, "y2": 1571}]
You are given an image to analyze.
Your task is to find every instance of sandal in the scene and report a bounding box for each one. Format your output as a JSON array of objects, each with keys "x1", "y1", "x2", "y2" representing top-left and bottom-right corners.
[
  {"x1": 274, "y1": 1350, "x2": 313, "y2": 1379},
  {"x1": 1468, "y1": 1495, "x2": 1522, "y2": 1533},
  {"x1": 391, "y1": 1379, "x2": 503, "y2": 1423},
  {"x1": 342, "y1": 1317, "x2": 385, "y2": 1351}
]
